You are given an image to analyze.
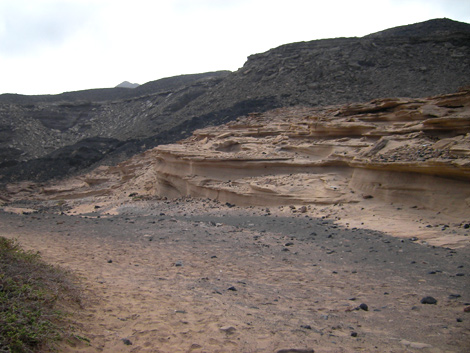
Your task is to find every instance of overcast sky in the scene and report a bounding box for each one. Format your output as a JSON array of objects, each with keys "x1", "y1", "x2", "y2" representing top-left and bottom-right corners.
[{"x1": 0, "y1": 0, "x2": 469, "y2": 95}]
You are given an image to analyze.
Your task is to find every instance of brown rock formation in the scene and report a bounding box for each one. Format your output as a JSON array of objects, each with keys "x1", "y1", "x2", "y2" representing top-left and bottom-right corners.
[{"x1": 15, "y1": 88, "x2": 468, "y2": 220}]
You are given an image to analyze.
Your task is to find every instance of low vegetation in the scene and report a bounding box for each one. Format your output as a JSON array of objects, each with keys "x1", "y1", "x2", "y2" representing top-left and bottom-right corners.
[{"x1": 0, "y1": 237, "x2": 82, "y2": 353}]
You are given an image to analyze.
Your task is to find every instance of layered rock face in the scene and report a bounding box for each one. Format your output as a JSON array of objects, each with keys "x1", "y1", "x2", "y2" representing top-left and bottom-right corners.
[
  {"x1": 1, "y1": 18, "x2": 469, "y2": 183},
  {"x1": 134, "y1": 88, "x2": 470, "y2": 216},
  {"x1": 24, "y1": 88, "x2": 469, "y2": 219}
]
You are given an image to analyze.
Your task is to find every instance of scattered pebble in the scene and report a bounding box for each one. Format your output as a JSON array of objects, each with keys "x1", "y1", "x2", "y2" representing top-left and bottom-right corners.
[
  {"x1": 220, "y1": 326, "x2": 236, "y2": 334},
  {"x1": 121, "y1": 338, "x2": 132, "y2": 345},
  {"x1": 420, "y1": 296, "x2": 437, "y2": 305},
  {"x1": 358, "y1": 303, "x2": 369, "y2": 311}
]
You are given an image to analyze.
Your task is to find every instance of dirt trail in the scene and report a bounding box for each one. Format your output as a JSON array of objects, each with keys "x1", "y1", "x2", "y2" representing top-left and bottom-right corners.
[{"x1": 1, "y1": 201, "x2": 469, "y2": 353}]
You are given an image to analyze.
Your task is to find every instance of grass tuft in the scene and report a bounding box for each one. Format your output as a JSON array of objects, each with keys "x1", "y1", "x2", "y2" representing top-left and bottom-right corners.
[{"x1": 0, "y1": 237, "x2": 82, "y2": 353}]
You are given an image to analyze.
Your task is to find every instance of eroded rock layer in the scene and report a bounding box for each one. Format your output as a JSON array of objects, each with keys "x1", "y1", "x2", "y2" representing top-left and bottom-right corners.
[
  {"x1": 10, "y1": 88, "x2": 469, "y2": 220},
  {"x1": 148, "y1": 88, "x2": 470, "y2": 215}
]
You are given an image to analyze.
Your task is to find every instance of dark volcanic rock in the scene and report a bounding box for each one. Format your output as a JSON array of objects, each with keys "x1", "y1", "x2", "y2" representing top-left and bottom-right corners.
[
  {"x1": 1, "y1": 18, "x2": 469, "y2": 183},
  {"x1": 1, "y1": 137, "x2": 124, "y2": 182},
  {"x1": 421, "y1": 296, "x2": 438, "y2": 305},
  {"x1": 121, "y1": 338, "x2": 132, "y2": 345},
  {"x1": 358, "y1": 303, "x2": 369, "y2": 311},
  {"x1": 196, "y1": 18, "x2": 470, "y2": 114}
]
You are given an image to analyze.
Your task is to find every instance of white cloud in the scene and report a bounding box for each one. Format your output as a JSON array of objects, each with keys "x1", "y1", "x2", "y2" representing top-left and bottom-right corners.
[{"x1": 0, "y1": 0, "x2": 97, "y2": 55}]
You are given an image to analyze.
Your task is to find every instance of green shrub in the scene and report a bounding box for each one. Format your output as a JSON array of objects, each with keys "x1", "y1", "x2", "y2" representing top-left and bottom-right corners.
[{"x1": 0, "y1": 237, "x2": 82, "y2": 352}]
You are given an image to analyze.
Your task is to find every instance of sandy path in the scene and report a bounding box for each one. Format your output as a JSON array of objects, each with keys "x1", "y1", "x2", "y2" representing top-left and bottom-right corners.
[{"x1": 1, "y1": 202, "x2": 469, "y2": 353}]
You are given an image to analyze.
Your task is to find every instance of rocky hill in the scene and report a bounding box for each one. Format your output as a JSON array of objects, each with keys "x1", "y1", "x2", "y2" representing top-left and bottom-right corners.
[{"x1": 1, "y1": 18, "x2": 469, "y2": 184}]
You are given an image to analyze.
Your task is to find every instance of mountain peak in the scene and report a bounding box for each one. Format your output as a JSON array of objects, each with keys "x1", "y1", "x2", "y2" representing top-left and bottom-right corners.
[{"x1": 116, "y1": 81, "x2": 140, "y2": 89}]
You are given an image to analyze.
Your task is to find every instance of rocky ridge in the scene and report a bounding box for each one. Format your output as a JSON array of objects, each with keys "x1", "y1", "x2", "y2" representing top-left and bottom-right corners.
[
  {"x1": 1, "y1": 18, "x2": 469, "y2": 183},
  {"x1": 0, "y1": 71, "x2": 230, "y2": 173}
]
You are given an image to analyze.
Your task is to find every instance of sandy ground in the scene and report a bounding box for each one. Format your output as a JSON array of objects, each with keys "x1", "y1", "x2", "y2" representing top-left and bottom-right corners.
[{"x1": 1, "y1": 199, "x2": 469, "y2": 353}]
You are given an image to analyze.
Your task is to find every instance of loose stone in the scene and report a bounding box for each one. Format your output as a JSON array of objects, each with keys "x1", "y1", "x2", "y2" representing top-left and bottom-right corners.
[
  {"x1": 420, "y1": 296, "x2": 437, "y2": 305},
  {"x1": 121, "y1": 338, "x2": 132, "y2": 345},
  {"x1": 359, "y1": 303, "x2": 369, "y2": 311},
  {"x1": 220, "y1": 326, "x2": 236, "y2": 334}
]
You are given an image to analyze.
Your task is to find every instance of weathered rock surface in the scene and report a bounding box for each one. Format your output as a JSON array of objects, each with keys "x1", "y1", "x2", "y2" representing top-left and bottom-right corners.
[
  {"x1": 11, "y1": 88, "x2": 469, "y2": 221},
  {"x1": 1, "y1": 18, "x2": 469, "y2": 183}
]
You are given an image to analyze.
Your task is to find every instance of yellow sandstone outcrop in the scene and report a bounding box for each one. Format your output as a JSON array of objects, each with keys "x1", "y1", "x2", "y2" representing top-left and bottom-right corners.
[
  {"x1": 140, "y1": 88, "x2": 470, "y2": 215},
  {"x1": 9, "y1": 88, "x2": 470, "y2": 219}
]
